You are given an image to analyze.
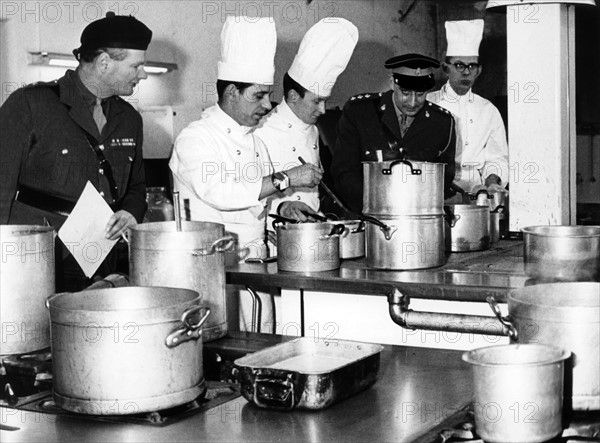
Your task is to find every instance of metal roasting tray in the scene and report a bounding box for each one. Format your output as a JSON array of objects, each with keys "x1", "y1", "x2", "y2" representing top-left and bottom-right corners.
[{"x1": 233, "y1": 338, "x2": 383, "y2": 410}]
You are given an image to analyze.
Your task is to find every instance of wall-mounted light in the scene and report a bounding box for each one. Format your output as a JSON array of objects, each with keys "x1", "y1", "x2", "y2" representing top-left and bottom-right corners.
[{"x1": 29, "y1": 52, "x2": 178, "y2": 74}]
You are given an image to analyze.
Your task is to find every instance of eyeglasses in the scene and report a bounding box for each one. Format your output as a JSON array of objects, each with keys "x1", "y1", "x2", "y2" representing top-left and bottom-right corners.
[{"x1": 450, "y1": 62, "x2": 481, "y2": 73}]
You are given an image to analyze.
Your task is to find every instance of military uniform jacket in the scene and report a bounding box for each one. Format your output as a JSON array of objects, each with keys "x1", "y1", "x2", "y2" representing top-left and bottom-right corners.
[
  {"x1": 330, "y1": 90, "x2": 456, "y2": 213},
  {"x1": 0, "y1": 70, "x2": 147, "y2": 227},
  {"x1": 254, "y1": 99, "x2": 321, "y2": 214}
]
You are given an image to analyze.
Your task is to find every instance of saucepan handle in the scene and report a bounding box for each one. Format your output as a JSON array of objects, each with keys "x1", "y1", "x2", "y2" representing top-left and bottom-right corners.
[
  {"x1": 165, "y1": 306, "x2": 211, "y2": 348},
  {"x1": 191, "y1": 235, "x2": 235, "y2": 256},
  {"x1": 382, "y1": 159, "x2": 422, "y2": 176},
  {"x1": 252, "y1": 370, "x2": 297, "y2": 410},
  {"x1": 486, "y1": 297, "x2": 517, "y2": 341},
  {"x1": 320, "y1": 223, "x2": 345, "y2": 239}
]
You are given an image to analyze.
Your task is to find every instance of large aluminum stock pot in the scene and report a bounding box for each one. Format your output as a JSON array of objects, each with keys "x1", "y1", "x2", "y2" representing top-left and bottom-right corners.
[
  {"x1": 1, "y1": 225, "x2": 55, "y2": 355},
  {"x1": 444, "y1": 205, "x2": 490, "y2": 252},
  {"x1": 489, "y1": 282, "x2": 600, "y2": 411},
  {"x1": 522, "y1": 225, "x2": 600, "y2": 281},
  {"x1": 276, "y1": 222, "x2": 344, "y2": 272},
  {"x1": 129, "y1": 221, "x2": 233, "y2": 342},
  {"x1": 463, "y1": 344, "x2": 570, "y2": 443},
  {"x1": 365, "y1": 214, "x2": 446, "y2": 270},
  {"x1": 47, "y1": 286, "x2": 209, "y2": 415},
  {"x1": 363, "y1": 160, "x2": 445, "y2": 215}
]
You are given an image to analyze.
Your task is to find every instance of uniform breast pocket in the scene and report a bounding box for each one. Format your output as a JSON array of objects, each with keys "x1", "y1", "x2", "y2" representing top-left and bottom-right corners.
[
  {"x1": 105, "y1": 144, "x2": 136, "y2": 186},
  {"x1": 32, "y1": 143, "x2": 90, "y2": 191}
]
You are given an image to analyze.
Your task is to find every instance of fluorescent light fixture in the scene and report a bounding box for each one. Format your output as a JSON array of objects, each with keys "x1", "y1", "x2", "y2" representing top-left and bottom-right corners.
[
  {"x1": 487, "y1": 0, "x2": 595, "y2": 7},
  {"x1": 29, "y1": 52, "x2": 178, "y2": 74}
]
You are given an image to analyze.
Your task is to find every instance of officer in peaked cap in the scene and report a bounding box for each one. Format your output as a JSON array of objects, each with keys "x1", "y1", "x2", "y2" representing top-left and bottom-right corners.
[
  {"x1": 330, "y1": 52, "x2": 456, "y2": 213},
  {"x1": 0, "y1": 12, "x2": 153, "y2": 291}
]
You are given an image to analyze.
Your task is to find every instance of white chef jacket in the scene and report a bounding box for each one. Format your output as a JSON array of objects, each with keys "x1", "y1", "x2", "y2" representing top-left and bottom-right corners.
[
  {"x1": 253, "y1": 99, "x2": 321, "y2": 214},
  {"x1": 169, "y1": 104, "x2": 269, "y2": 259},
  {"x1": 428, "y1": 82, "x2": 509, "y2": 192}
]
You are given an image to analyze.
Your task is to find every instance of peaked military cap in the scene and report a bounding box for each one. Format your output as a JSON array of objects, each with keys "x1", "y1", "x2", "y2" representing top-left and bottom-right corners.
[
  {"x1": 76, "y1": 12, "x2": 152, "y2": 54},
  {"x1": 384, "y1": 53, "x2": 440, "y2": 92}
]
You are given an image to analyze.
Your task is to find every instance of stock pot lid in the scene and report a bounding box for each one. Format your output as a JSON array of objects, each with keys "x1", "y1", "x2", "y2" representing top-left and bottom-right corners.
[{"x1": 47, "y1": 287, "x2": 201, "y2": 325}]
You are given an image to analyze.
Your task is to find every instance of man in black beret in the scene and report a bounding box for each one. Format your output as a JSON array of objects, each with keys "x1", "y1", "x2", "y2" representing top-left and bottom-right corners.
[
  {"x1": 0, "y1": 12, "x2": 153, "y2": 291},
  {"x1": 330, "y1": 53, "x2": 456, "y2": 213}
]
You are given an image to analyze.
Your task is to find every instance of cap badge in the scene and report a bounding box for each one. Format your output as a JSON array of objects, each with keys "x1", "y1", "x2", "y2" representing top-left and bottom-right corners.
[{"x1": 415, "y1": 67, "x2": 421, "y2": 76}]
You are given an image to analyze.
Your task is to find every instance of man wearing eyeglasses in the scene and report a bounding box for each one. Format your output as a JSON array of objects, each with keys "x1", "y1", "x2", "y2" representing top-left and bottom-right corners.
[{"x1": 428, "y1": 20, "x2": 509, "y2": 198}]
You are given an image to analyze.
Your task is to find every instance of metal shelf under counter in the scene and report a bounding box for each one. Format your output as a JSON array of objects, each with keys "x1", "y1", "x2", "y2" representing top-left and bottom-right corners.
[{"x1": 226, "y1": 240, "x2": 528, "y2": 303}]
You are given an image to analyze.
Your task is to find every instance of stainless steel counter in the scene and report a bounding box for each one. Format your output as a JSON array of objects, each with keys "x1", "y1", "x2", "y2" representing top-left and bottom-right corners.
[
  {"x1": 227, "y1": 240, "x2": 528, "y2": 302},
  {"x1": 1, "y1": 344, "x2": 472, "y2": 442}
]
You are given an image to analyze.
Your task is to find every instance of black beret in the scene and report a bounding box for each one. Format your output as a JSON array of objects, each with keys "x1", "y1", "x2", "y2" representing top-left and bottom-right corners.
[
  {"x1": 384, "y1": 53, "x2": 440, "y2": 92},
  {"x1": 77, "y1": 12, "x2": 152, "y2": 53}
]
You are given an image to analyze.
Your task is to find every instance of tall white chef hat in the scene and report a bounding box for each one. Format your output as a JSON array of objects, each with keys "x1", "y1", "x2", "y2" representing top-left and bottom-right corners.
[
  {"x1": 445, "y1": 19, "x2": 484, "y2": 57},
  {"x1": 217, "y1": 16, "x2": 277, "y2": 85},
  {"x1": 288, "y1": 18, "x2": 359, "y2": 98}
]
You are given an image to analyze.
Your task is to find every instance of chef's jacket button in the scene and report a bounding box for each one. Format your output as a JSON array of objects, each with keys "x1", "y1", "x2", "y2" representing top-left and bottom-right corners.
[
  {"x1": 227, "y1": 128, "x2": 231, "y2": 134},
  {"x1": 296, "y1": 196, "x2": 301, "y2": 200},
  {"x1": 465, "y1": 142, "x2": 469, "y2": 146},
  {"x1": 256, "y1": 152, "x2": 259, "y2": 157},
  {"x1": 313, "y1": 144, "x2": 317, "y2": 150},
  {"x1": 61, "y1": 148, "x2": 68, "y2": 155},
  {"x1": 237, "y1": 150, "x2": 241, "y2": 155},
  {"x1": 99, "y1": 191, "x2": 105, "y2": 197},
  {"x1": 288, "y1": 123, "x2": 292, "y2": 128},
  {"x1": 99, "y1": 168, "x2": 104, "y2": 175},
  {"x1": 292, "y1": 147, "x2": 296, "y2": 152}
]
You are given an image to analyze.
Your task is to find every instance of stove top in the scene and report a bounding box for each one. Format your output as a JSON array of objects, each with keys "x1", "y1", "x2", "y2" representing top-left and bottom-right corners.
[
  {"x1": 411, "y1": 404, "x2": 600, "y2": 443},
  {"x1": 1, "y1": 350, "x2": 240, "y2": 427}
]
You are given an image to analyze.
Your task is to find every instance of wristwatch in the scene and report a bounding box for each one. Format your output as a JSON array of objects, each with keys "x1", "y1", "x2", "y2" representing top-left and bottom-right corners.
[{"x1": 271, "y1": 171, "x2": 290, "y2": 192}]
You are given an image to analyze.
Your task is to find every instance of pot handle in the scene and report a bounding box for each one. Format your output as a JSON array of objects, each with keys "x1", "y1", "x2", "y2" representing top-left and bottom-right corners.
[
  {"x1": 486, "y1": 297, "x2": 518, "y2": 340},
  {"x1": 382, "y1": 159, "x2": 422, "y2": 176},
  {"x1": 353, "y1": 220, "x2": 366, "y2": 233},
  {"x1": 45, "y1": 293, "x2": 64, "y2": 309},
  {"x1": 491, "y1": 204, "x2": 505, "y2": 214},
  {"x1": 165, "y1": 306, "x2": 211, "y2": 348},
  {"x1": 468, "y1": 189, "x2": 493, "y2": 201},
  {"x1": 360, "y1": 214, "x2": 397, "y2": 240},
  {"x1": 191, "y1": 235, "x2": 235, "y2": 256},
  {"x1": 320, "y1": 223, "x2": 345, "y2": 239},
  {"x1": 252, "y1": 370, "x2": 297, "y2": 410},
  {"x1": 443, "y1": 206, "x2": 460, "y2": 228}
]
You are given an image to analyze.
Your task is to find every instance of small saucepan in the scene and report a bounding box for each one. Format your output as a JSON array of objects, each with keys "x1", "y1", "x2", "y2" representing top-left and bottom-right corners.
[{"x1": 274, "y1": 220, "x2": 345, "y2": 272}]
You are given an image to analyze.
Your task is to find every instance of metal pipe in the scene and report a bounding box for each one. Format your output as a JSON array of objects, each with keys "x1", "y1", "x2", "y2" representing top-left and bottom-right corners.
[
  {"x1": 173, "y1": 191, "x2": 182, "y2": 232},
  {"x1": 387, "y1": 288, "x2": 509, "y2": 336}
]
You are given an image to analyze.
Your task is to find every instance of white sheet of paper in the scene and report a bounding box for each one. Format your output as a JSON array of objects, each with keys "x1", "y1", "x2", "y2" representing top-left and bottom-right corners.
[{"x1": 58, "y1": 181, "x2": 118, "y2": 278}]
